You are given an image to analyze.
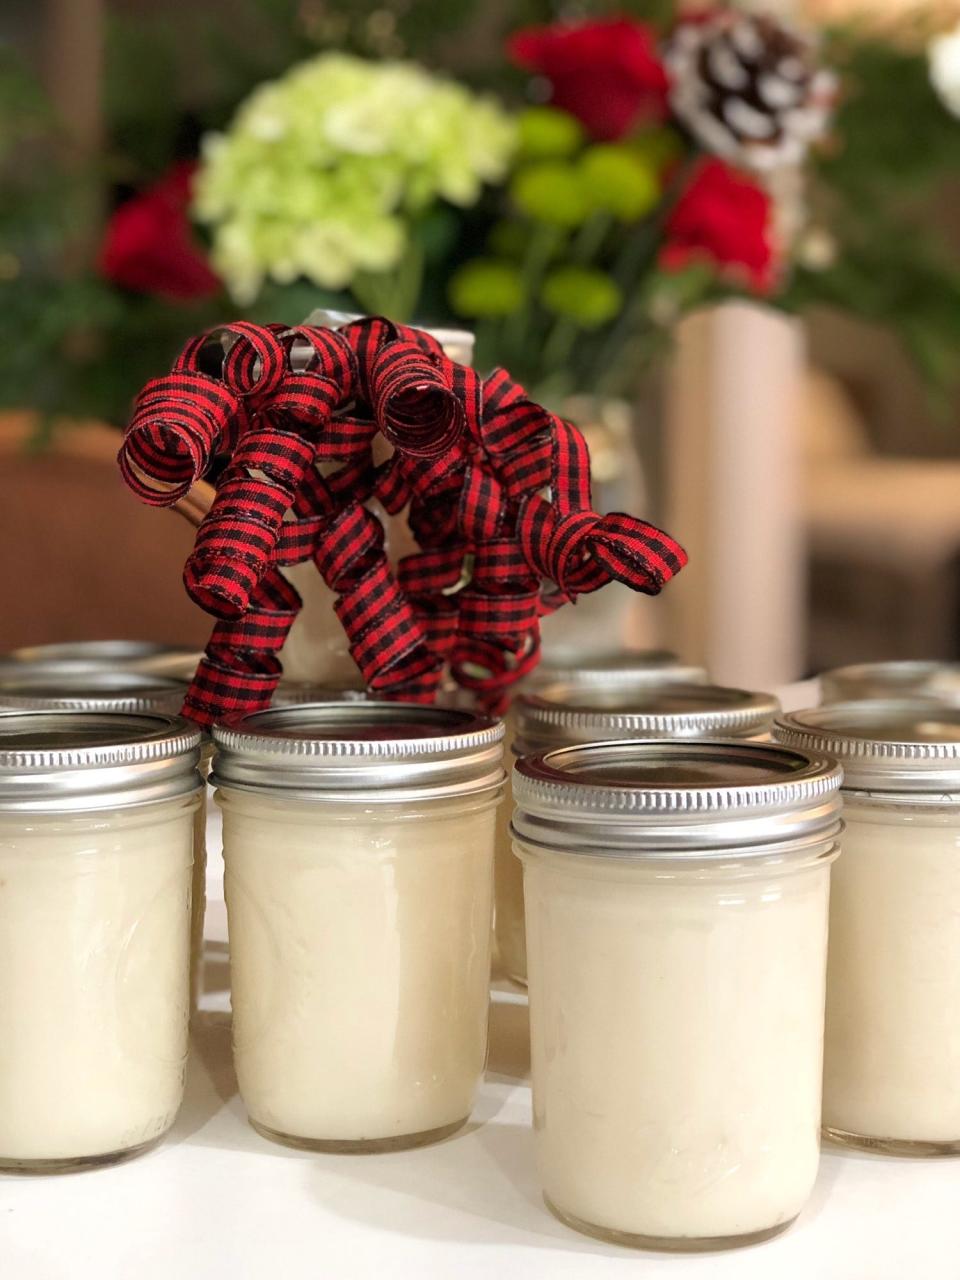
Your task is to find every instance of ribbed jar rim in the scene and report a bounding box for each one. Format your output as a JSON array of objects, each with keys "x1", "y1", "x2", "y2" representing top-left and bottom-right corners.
[
  {"x1": 212, "y1": 701, "x2": 504, "y2": 803},
  {"x1": 2, "y1": 640, "x2": 201, "y2": 677},
  {"x1": 512, "y1": 738, "x2": 842, "y2": 857},
  {"x1": 531, "y1": 648, "x2": 707, "y2": 691},
  {"x1": 0, "y1": 710, "x2": 202, "y2": 812},
  {"x1": 0, "y1": 665, "x2": 188, "y2": 715},
  {"x1": 515, "y1": 681, "x2": 778, "y2": 752},
  {"x1": 820, "y1": 660, "x2": 960, "y2": 705},
  {"x1": 776, "y1": 699, "x2": 960, "y2": 793}
]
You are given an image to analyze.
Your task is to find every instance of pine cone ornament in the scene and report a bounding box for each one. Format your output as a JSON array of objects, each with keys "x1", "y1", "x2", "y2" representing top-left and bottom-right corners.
[{"x1": 665, "y1": 11, "x2": 836, "y2": 172}]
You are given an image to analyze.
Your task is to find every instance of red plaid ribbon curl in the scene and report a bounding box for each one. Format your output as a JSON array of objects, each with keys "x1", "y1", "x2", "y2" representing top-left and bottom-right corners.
[{"x1": 119, "y1": 318, "x2": 687, "y2": 726}]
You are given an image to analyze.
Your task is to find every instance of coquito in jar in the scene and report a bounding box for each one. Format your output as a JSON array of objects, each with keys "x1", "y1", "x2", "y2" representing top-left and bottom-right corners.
[
  {"x1": 0, "y1": 710, "x2": 200, "y2": 1172},
  {"x1": 497, "y1": 677, "x2": 776, "y2": 984},
  {"x1": 0, "y1": 666, "x2": 208, "y2": 1016},
  {"x1": 777, "y1": 700, "x2": 960, "y2": 1154},
  {"x1": 513, "y1": 739, "x2": 842, "y2": 1249},
  {"x1": 214, "y1": 701, "x2": 504, "y2": 1152}
]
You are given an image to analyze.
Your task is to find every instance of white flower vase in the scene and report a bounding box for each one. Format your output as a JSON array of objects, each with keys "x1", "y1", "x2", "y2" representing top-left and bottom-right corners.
[{"x1": 664, "y1": 300, "x2": 806, "y2": 689}]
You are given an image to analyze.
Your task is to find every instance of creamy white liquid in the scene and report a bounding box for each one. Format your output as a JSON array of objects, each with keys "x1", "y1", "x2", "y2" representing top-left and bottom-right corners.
[
  {"x1": 0, "y1": 797, "x2": 195, "y2": 1165},
  {"x1": 824, "y1": 800, "x2": 960, "y2": 1144},
  {"x1": 494, "y1": 782, "x2": 525, "y2": 979},
  {"x1": 190, "y1": 794, "x2": 207, "y2": 1014},
  {"x1": 220, "y1": 790, "x2": 496, "y2": 1145},
  {"x1": 519, "y1": 844, "x2": 832, "y2": 1243}
]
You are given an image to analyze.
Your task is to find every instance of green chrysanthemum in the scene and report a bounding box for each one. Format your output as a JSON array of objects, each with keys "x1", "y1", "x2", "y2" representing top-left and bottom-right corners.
[
  {"x1": 194, "y1": 53, "x2": 516, "y2": 303},
  {"x1": 449, "y1": 259, "x2": 525, "y2": 318},
  {"x1": 510, "y1": 161, "x2": 588, "y2": 229},
  {"x1": 579, "y1": 145, "x2": 660, "y2": 222},
  {"x1": 516, "y1": 106, "x2": 584, "y2": 160},
  {"x1": 541, "y1": 266, "x2": 623, "y2": 329}
]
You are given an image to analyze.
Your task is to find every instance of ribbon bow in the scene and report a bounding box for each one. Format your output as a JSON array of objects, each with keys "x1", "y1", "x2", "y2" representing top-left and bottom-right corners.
[{"x1": 118, "y1": 317, "x2": 687, "y2": 726}]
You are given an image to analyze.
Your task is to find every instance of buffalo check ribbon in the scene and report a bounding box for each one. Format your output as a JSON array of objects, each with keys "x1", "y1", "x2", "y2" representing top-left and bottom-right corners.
[{"x1": 118, "y1": 318, "x2": 687, "y2": 726}]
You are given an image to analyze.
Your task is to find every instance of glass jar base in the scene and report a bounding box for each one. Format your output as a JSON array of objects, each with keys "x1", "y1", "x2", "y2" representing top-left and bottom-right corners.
[
  {"x1": 823, "y1": 1125, "x2": 960, "y2": 1157},
  {"x1": 249, "y1": 1115, "x2": 469, "y2": 1154},
  {"x1": 0, "y1": 1135, "x2": 163, "y2": 1175},
  {"x1": 544, "y1": 1196, "x2": 797, "y2": 1252}
]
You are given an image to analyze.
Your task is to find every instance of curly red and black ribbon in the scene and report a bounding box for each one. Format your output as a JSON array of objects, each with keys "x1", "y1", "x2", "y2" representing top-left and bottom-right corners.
[{"x1": 118, "y1": 317, "x2": 687, "y2": 727}]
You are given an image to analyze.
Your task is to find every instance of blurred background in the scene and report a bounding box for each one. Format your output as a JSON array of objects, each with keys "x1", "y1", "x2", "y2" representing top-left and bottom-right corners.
[{"x1": 4, "y1": 0, "x2": 960, "y2": 687}]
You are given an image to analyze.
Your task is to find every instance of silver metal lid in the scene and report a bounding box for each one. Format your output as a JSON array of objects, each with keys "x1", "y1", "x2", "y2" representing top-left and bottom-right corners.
[
  {"x1": 820, "y1": 660, "x2": 960, "y2": 705},
  {"x1": 213, "y1": 701, "x2": 505, "y2": 802},
  {"x1": 515, "y1": 681, "x2": 779, "y2": 752},
  {"x1": 776, "y1": 700, "x2": 960, "y2": 793},
  {"x1": 0, "y1": 665, "x2": 188, "y2": 715},
  {"x1": 4, "y1": 641, "x2": 201, "y2": 678},
  {"x1": 0, "y1": 710, "x2": 202, "y2": 812},
  {"x1": 533, "y1": 649, "x2": 707, "y2": 690},
  {"x1": 513, "y1": 739, "x2": 842, "y2": 857},
  {"x1": 271, "y1": 683, "x2": 368, "y2": 707}
]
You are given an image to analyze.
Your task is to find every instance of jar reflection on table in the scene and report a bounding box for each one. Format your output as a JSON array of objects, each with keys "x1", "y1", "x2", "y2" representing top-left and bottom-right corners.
[
  {"x1": 513, "y1": 739, "x2": 842, "y2": 1249},
  {"x1": 497, "y1": 671, "x2": 776, "y2": 986},
  {"x1": 214, "y1": 701, "x2": 504, "y2": 1152},
  {"x1": 0, "y1": 710, "x2": 200, "y2": 1172},
  {"x1": 778, "y1": 699, "x2": 960, "y2": 1154}
]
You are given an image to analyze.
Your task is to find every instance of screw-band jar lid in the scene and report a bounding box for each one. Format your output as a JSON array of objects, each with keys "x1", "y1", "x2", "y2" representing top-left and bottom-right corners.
[
  {"x1": 270, "y1": 683, "x2": 368, "y2": 707},
  {"x1": 0, "y1": 710, "x2": 202, "y2": 812},
  {"x1": 516, "y1": 681, "x2": 778, "y2": 752},
  {"x1": 776, "y1": 699, "x2": 960, "y2": 793},
  {"x1": 3, "y1": 640, "x2": 201, "y2": 677},
  {"x1": 213, "y1": 701, "x2": 504, "y2": 802},
  {"x1": 820, "y1": 660, "x2": 960, "y2": 705},
  {"x1": 532, "y1": 648, "x2": 707, "y2": 690},
  {"x1": 0, "y1": 665, "x2": 188, "y2": 715},
  {"x1": 512, "y1": 739, "x2": 842, "y2": 857}
]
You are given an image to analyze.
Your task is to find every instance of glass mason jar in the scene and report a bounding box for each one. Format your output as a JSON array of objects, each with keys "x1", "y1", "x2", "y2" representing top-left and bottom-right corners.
[
  {"x1": 777, "y1": 699, "x2": 960, "y2": 1154},
  {"x1": 820, "y1": 660, "x2": 960, "y2": 705},
  {"x1": 213, "y1": 701, "x2": 504, "y2": 1152},
  {"x1": 0, "y1": 709, "x2": 201, "y2": 1172},
  {"x1": 513, "y1": 739, "x2": 842, "y2": 1250},
  {"x1": 496, "y1": 678, "x2": 777, "y2": 985},
  {"x1": 0, "y1": 666, "x2": 208, "y2": 1017}
]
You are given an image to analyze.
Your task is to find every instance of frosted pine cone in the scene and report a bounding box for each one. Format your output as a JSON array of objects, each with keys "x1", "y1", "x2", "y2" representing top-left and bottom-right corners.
[{"x1": 665, "y1": 11, "x2": 836, "y2": 172}]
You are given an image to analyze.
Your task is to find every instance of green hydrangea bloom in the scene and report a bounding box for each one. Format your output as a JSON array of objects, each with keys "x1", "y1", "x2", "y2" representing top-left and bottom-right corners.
[
  {"x1": 541, "y1": 266, "x2": 623, "y2": 329},
  {"x1": 579, "y1": 145, "x2": 660, "y2": 222},
  {"x1": 449, "y1": 260, "x2": 525, "y2": 318},
  {"x1": 516, "y1": 106, "x2": 584, "y2": 160},
  {"x1": 194, "y1": 54, "x2": 516, "y2": 303}
]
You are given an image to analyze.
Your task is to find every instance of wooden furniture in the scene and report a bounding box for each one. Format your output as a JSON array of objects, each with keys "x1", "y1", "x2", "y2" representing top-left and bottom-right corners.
[{"x1": 0, "y1": 412, "x2": 211, "y2": 651}]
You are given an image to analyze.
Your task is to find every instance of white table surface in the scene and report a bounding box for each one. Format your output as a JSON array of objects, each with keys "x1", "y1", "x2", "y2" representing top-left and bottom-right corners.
[{"x1": 6, "y1": 678, "x2": 960, "y2": 1278}]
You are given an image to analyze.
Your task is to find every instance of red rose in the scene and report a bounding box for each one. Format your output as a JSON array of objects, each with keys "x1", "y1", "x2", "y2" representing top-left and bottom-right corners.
[
  {"x1": 509, "y1": 18, "x2": 670, "y2": 141},
  {"x1": 660, "y1": 158, "x2": 776, "y2": 293},
  {"x1": 98, "y1": 162, "x2": 221, "y2": 301}
]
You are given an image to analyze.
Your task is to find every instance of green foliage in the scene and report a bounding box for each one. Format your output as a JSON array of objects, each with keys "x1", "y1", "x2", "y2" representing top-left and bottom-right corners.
[{"x1": 783, "y1": 25, "x2": 960, "y2": 402}]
